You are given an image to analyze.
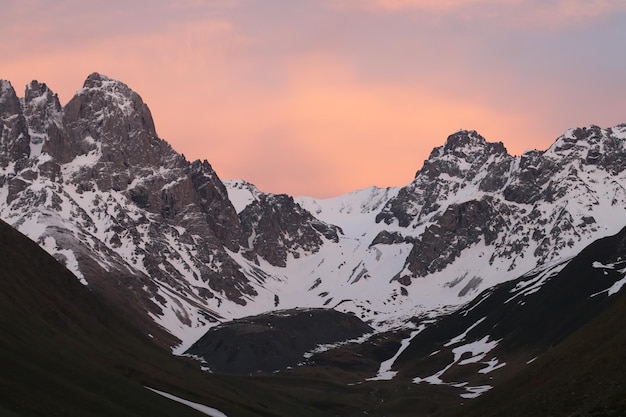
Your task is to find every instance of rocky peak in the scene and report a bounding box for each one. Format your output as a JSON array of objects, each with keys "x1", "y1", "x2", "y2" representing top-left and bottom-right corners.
[
  {"x1": 386, "y1": 124, "x2": 626, "y2": 287},
  {"x1": 547, "y1": 125, "x2": 603, "y2": 157},
  {"x1": 62, "y1": 72, "x2": 168, "y2": 168},
  {"x1": 502, "y1": 125, "x2": 626, "y2": 205},
  {"x1": 418, "y1": 130, "x2": 510, "y2": 181},
  {"x1": 23, "y1": 81, "x2": 63, "y2": 128},
  {"x1": 376, "y1": 130, "x2": 513, "y2": 227},
  {"x1": 443, "y1": 129, "x2": 505, "y2": 155},
  {"x1": 240, "y1": 194, "x2": 341, "y2": 267},
  {"x1": 0, "y1": 80, "x2": 22, "y2": 114},
  {"x1": 0, "y1": 80, "x2": 30, "y2": 168},
  {"x1": 545, "y1": 124, "x2": 626, "y2": 173},
  {"x1": 76, "y1": 72, "x2": 154, "y2": 131},
  {"x1": 23, "y1": 81, "x2": 64, "y2": 159},
  {"x1": 0, "y1": 73, "x2": 261, "y2": 341}
]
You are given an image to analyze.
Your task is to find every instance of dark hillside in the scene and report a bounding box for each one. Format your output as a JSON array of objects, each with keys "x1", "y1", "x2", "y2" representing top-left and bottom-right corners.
[
  {"x1": 439, "y1": 226, "x2": 626, "y2": 416},
  {"x1": 0, "y1": 219, "x2": 344, "y2": 417},
  {"x1": 2, "y1": 213, "x2": 625, "y2": 417},
  {"x1": 447, "y1": 287, "x2": 626, "y2": 417},
  {"x1": 0, "y1": 218, "x2": 463, "y2": 417},
  {"x1": 186, "y1": 308, "x2": 373, "y2": 374}
]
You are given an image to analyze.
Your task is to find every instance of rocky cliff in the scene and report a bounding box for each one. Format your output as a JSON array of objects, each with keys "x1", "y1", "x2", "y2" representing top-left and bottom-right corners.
[{"x1": 0, "y1": 74, "x2": 338, "y2": 347}]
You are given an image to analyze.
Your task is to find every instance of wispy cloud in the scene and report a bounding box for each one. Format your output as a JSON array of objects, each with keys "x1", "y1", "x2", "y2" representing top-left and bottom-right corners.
[
  {"x1": 329, "y1": 0, "x2": 626, "y2": 28},
  {"x1": 3, "y1": 1, "x2": 625, "y2": 197},
  {"x1": 329, "y1": 0, "x2": 518, "y2": 13},
  {"x1": 168, "y1": 0, "x2": 240, "y2": 10}
]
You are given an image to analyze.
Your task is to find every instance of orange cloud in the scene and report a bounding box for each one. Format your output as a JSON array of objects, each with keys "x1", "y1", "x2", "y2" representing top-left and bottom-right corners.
[
  {"x1": 329, "y1": 0, "x2": 626, "y2": 29},
  {"x1": 0, "y1": 28, "x2": 559, "y2": 198},
  {"x1": 3, "y1": 8, "x2": 623, "y2": 198},
  {"x1": 330, "y1": 0, "x2": 519, "y2": 12},
  {"x1": 165, "y1": 53, "x2": 542, "y2": 197}
]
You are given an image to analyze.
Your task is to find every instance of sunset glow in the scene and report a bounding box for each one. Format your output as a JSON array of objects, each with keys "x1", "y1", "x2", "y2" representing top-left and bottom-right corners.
[{"x1": 3, "y1": 0, "x2": 626, "y2": 197}]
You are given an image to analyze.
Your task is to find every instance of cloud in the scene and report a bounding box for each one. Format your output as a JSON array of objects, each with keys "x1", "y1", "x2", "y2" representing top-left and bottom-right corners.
[
  {"x1": 329, "y1": 0, "x2": 626, "y2": 29},
  {"x1": 3, "y1": 2, "x2": 625, "y2": 197},
  {"x1": 166, "y1": 52, "x2": 540, "y2": 197},
  {"x1": 171, "y1": 0, "x2": 239, "y2": 8},
  {"x1": 0, "y1": 22, "x2": 590, "y2": 197},
  {"x1": 330, "y1": 0, "x2": 518, "y2": 12}
]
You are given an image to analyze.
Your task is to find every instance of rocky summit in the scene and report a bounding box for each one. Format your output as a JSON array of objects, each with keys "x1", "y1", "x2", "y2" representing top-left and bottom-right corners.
[{"x1": 1, "y1": 73, "x2": 626, "y2": 352}]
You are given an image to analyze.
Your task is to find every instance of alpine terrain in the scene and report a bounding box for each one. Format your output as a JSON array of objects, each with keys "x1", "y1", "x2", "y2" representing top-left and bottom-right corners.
[{"x1": 1, "y1": 73, "x2": 626, "y2": 416}]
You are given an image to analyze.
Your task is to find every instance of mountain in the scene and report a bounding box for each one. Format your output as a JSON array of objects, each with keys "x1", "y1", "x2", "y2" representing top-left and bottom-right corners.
[
  {"x1": 2, "y1": 73, "x2": 626, "y2": 353},
  {"x1": 0, "y1": 216, "x2": 422, "y2": 417},
  {"x1": 374, "y1": 224, "x2": 626, "y2": 395},
  {"x1": 1, "y1": 73, "x2": 626, "y2": 416},
  {"x1": 289, "y1": 224, "x2": 626, "y2": 415}
]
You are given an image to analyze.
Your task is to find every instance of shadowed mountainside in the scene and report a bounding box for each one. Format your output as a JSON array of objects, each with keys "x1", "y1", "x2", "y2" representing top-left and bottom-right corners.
[{"x1": 0, "y1": 218, "x2": 368, "y2": 417}]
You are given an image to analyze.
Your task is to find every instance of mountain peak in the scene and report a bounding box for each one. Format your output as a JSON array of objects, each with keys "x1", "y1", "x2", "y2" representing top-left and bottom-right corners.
[
  {"x1": 540, "y1": 124, "x2": 626, "y2": 173},
  {"x1": 74, "y1": 72, "x2": 141, "y2": 117},
  {"x1": 0, "y1": 79, "x2": 14, "y2": 97},
  {"x1": 63, "y1": 72, "x2": 161, "y2": 163},
  {"x1": 441, "y1": 129, "x2": 508, "y2": 157},
  {"x1": 0, "y1": 79, "x2": 21, "y2": 114},
  {"x1": 415, "y1": 130, "x2": 511, "y2": 183},
  {"x1": 82, "y1": 72, "x2": 116, "y2": 89},
  {"x1": 0, "y1": 80, "x2": 30, "y2": 167},
  {"x1": 24, "y1": 80, "x2": 62, "y2": 118}
]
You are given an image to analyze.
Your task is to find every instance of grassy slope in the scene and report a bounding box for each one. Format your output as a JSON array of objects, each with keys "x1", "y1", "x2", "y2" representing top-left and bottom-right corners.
[
  {"x1": 0, "y1": 218, "x2": 459, "y2": 417},
  {"x1": 3, "y1": 214, "x2": 625, "y2": 417},
  {"x1": 446, "y1": 289, "x2": 626, "y2": 417},
  {"x1": 0, "y1": 219, "x2": 346, "y2": 417}
]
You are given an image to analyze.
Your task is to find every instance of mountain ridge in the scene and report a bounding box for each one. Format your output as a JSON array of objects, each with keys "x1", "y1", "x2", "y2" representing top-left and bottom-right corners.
[
  {"x1": 1, "y1": 73, "x2": 625, "y2": 351},
  {"x1": 2, "y1": 72, "x2": 626, "y2": 416}
]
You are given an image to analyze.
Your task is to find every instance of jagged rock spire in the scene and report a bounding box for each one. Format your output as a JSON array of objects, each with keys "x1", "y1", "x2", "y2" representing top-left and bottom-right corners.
[{"x1": 0, "y1": 80, "x2": 30, "y2": 167}]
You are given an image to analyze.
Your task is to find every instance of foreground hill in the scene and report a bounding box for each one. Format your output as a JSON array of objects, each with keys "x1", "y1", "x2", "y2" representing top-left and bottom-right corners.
[
  {"x1": 448, "y1": 225, "x2": 626, "y2": 416},
  {"x1": 0, "y1": 218, "x2": 361, "y2": 417},
  {"x1": 455, "y1": 288, "x2": 626, "y2": 417}
]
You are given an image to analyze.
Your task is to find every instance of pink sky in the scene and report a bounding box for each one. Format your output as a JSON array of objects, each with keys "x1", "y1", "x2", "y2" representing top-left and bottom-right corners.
[{"x1": 3, "y1": 0, "x2": 626, "y2": 198}]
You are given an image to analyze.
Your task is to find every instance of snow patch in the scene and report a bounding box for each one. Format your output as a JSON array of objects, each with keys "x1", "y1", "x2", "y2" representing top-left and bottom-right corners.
[
  {"x1": 413, "y1": 335, "x2": 502, "y2": 399},
  {"x1": 368, "y1": 323, "x2": 427, "y2": 381},
  {"x1": 145, "y1": 387, "x2": 228, "y2": 417}
]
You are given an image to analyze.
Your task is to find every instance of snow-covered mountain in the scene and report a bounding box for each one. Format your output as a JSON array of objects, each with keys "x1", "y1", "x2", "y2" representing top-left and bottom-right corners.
[
  {"x1": 1, "y1": 73, "x2": 625, "y2": 351},
  {"x1": 228, "y1": 127, "x2": 626, "y2": 323}
]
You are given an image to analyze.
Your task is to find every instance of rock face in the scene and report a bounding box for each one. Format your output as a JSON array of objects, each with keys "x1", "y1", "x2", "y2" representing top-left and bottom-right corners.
[
  {"x1": 185, "y1": 308, "x2": 372, "y2": 374},
  {"x1": 1, "y1": 73, "x2": 625, "y2": 350},
  {"x1": 376, "y1": 131, "x2": 512, "y2": 227},
  {"x1": 375, "y1": 128, "x2": 626, "y2": 284},
  {"x1": 0, "y1": 80, "x2": 30, "y2": 168},
  {"x1": 0, "y1": 74, "x2": 339, "y2": 347},
  {"x1": 240, "y1": 194, "x2": 342, "y2": 267}
]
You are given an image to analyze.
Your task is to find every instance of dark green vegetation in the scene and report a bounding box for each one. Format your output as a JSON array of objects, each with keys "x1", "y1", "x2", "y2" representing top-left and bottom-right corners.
[
  {"x1": 0, "y1": 218, "x2": 279, "y2": 417},
  {"x1": 445, "y1": 228, "x2": 626, "y2": 417},
  {"x1": 452, "y1": 289, "x2": 626, "y2": 417},
  {"x1": 0, "y1": 218, "x2": 460, "y2": 417},
  {"x1": 1, "y1": 216, "x2": 626, "y2": 416}
]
